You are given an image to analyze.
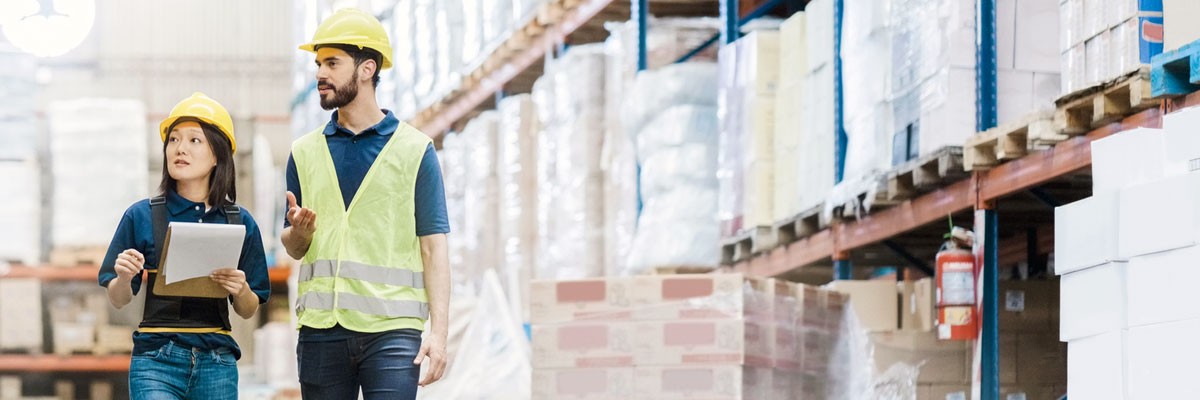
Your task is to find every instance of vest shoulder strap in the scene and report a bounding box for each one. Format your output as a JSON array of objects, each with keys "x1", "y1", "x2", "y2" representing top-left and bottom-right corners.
[{"x1": 150, "y1": 196, "x2": 168, "y2": 262}]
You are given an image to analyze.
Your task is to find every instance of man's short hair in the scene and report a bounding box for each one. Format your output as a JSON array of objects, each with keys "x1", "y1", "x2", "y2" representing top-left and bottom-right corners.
[{"x1": 316, "y1": 43, "x2": 383, "y2": 88}]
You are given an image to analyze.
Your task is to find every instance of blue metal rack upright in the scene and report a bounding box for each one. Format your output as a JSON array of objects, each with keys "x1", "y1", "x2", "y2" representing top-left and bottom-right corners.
[{"x1": 976, "y1": 0, "x2": 1000, "y2": 398}]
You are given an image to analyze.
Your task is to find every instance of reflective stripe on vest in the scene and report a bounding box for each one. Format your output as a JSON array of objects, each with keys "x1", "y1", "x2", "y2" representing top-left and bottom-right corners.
[
  {"x1": 299, "y1": 260, "x2": 425, "y2": 289},
  {"x1": 296, "y1": 291, "x2": 430, "y2": 320}
]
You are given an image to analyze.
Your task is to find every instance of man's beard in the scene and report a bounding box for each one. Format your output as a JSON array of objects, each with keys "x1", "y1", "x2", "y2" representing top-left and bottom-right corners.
[{"x1": 319, "y1": 71, "x2": 360, "y2": 110}]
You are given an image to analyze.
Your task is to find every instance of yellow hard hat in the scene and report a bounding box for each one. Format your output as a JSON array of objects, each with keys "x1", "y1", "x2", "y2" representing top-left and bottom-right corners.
[
  {"x1": 159, "y1": 92, "x2": 237, "y2": 154},
  {"x1": 298, "y1": 8, "x2": 393, "y2": 70}
]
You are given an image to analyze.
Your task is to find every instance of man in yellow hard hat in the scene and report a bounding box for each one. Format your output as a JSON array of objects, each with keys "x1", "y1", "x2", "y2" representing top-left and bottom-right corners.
[{"x1": 282, "y1": 8, "x2": 449, "y2": 399}]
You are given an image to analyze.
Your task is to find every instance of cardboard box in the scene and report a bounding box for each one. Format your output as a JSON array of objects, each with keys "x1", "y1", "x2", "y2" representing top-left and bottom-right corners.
[
  {"x1": 52, "y1": 322, "x2": 95, "y2": 356},
  {"x1": 1060, "y1": 0, "x2": 1084, "y2": 51},
  {"x1": 0, "y1": 279, "x2": 42, "y2": 351},
  {"x1": 1164, "y1": 0, "x2": 1200, "y2": 52},
  {"x1": 900, "y1": 279, "x2": 935, "y2": 332},
  {"x1": 95, "y1": 325, "x2": 135, "y2": 354},
  {"x1": 529, "y1": 278, "x2": 634, "y2": 324},
  {"x1": 1085, "y1": 31, "x2": 1110, "y2": 86},
  {"x1": 634, "y1": 365, "x2": 746, "y2": 399},
  {"x1": 634, "y1": 319, "x2": 751, "y2": 367},
  {"x1": 918, "y1": 384, "x2": 970, "y2": 400},
  {"x1": 1127, "y1": 317, "x2": 1200, "y2": 399},
  {"x1": 997, "y1": 0, "x2": 1017, "y2": 70},
  {"x1": 631, "y1": 274, "x2": 749, "y2": 320},
  {"x1": 998, "y1": 280, "x2": 1058, "y2": 333},
  {"x1": 1127, "y1": 245, "x2": 1200, "y2": 327},
  {"x1": 1000, "y1": 334, "x2": 1018, "y2": 384},
  {"x1": 779, "y1": 13, "x2": 808, "y2": 84},
  {"x1": 869, "y1": 331, "x2": 971, "y2": 384},
  {"x1": 89, "y1": 381, "x2": 113, "y2": 400},
  {"x1": 1017, "y1": 334, "x2": 1068, "y2": 385},
  {"x1": 1060, "y1": 262, "x2": 1127, "y2": 341},
  {"x1": 825, "y1": 280, "x2": 899, "y2": 332},
  {"x1": 1054, "y1": 194, "x2": 1121, "y2": 275},
  {"x1": 1015, "y1": 0, "x2": 1061, "y2": 73},
  {"x1": 532, "y1": 323, "x2": 636, "y2": 368},
  {"x1": 1091, "y1": 127, "x2": 1169, "y2": 196},
  {"x1": 997, "y1": 69, "x2": 1034, "y2": 126},
  {"x1": 1067, "y1": 330, "x2": 1127, "y2": 400},
  {"x1": 1162, "y1": 105, "x2": 1200, "y2": 170},
  {"x1": 1119, "y1": 172, "x2": 1200, "y2": 258},
  {"x1": 532, "y1": 368, "x2": 636, "y2": 399},
  {"x1": 0, "y1": 376, "x2": 19, "y2": 399}
]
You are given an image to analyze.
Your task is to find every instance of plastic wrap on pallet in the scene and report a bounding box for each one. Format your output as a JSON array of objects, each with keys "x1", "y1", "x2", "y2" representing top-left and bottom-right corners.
[
  {"x1": 438, "y1": 132, "x2": 472, "y2": 289},
  {"x1": 796, "y1": 65, "x2": 837, "y2": 213},
  {"x1": 0, "y1": 160, "x2": 39, "y2": 265},
  {"x1": 47, "y1": 99, "x2": 148, "y2": 249},
  {"x1": 0, "y1": 278, "x2": 42, "y2": 351},
  {"x1": 421, "y1": 270, "x2": 531, "y2": 400},
  {"x1": 1062, "y1": 44, "x2": 1087, "y2": 94},
  {"x1": 624, "y1": 63, "x2": 720, "y2": 273},
  {"x1": 533, "y1": 44, "x2": 606, "y2": 280},
  {"x1": 1085, "y1": 31, "x2": 1110, "y2": 88},
  {"x1": 0, "y1": 47, "x2": 36, "y2": 161},
  {"x1": 775, "y1": 14, "x2": 807, "y2": 221},
  {"x1": 461, "y1": 112, "x2": 503, "y2": 281},
  {"x1": 529, "y1": 275, "x2": 875, "y2": 399},
  {"x1": 843, "y1": 0, "x2": 894, "y2": 182},
  {"x1": 1060, "y1": 0, "x2": 1084, "y2": 52},
  {"x1": 602, "y1": 19, "x2": 722, "y2": 273},
  {"x1": 806, "y1": 0, "x2": 835, "y2": 71},
  {"x1": 498, "y1": 94, "x2": 540, "y2": 322}
]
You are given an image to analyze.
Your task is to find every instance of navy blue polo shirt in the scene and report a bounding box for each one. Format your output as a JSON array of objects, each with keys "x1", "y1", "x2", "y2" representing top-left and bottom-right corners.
[
  {"x1": 285, "y1": 110, "x2": 449, "y2": 342},
  {"x1": 98, "y1": 189, "x2": 271, "y2": 359}
]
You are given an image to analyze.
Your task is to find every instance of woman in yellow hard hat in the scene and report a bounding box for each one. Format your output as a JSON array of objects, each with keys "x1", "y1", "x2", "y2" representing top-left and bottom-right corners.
[{"x1": 98, "y1": 92, "x2": 271, "y2": 400}]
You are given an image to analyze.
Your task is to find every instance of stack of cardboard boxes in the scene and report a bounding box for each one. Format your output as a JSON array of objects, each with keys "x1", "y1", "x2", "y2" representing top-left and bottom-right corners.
[
  {"x1": 1060, "y1": 0, "x2": 1163, "y2": 94},
  {"x1": 719, "y1": 30, "x2": 781, "y2": 237},
  {"x1": 530, "y1": 274, "x2": 849, "y2": 399},
  {"x1": 1056, "y1": 105, "x2": 1200, "y2": 399},
  {"x1": 828, "y1": 278, "x2": 1065, "y2": 399}
]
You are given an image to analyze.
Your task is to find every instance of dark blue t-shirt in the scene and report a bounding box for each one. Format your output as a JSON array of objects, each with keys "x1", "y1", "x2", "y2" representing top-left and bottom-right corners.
[
  {"x1": 286, "y1": 110, "x2": 450, "y2": 342},
  {"x1": 98, "y1": 189, "x2": 271, "y2": 359}
]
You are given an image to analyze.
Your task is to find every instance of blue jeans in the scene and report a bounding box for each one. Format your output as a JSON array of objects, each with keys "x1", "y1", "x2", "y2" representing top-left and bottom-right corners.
[
  {"x1": 129, "y1": 340, "x2": 238, "y2": 400},
  {"x1": 297, "y1": 328, "x2": 423, "y2": 400}
]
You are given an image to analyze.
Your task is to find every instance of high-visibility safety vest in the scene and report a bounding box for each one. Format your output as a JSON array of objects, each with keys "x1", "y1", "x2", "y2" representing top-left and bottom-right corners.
[{"x1": 292, "y1": 122, "x2": 431, "y2": 332}]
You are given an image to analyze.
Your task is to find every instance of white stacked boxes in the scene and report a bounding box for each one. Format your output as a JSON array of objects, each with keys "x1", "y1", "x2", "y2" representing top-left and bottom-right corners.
[
  {"x1": 47, "y1": 99, "x2": 149, "y2": 250},
  {"x1": 774, "y1": 13, "x2": 806, "y2": 222},
  {"x1": 1060, "y1": 0, "x2": 1163, "y2": 94},
  {"x1": 530, "y1": 275, "x2": 850, "y2": 399},
  {"x1": 1056, "y1": 111, "x2": 1200, "y2": 398},
  {"x1": 718, "y1": 31, "x2": 781, "y2": 235},
  {"x1": 0, "y1": 160, "x2": 40, "y2": 265},
  {"x1": 498, "y1": 94, "x2": 540, "y2": 322},
  {"x1": 0, "y1": 279, "x2": 42, "y2": 351}
]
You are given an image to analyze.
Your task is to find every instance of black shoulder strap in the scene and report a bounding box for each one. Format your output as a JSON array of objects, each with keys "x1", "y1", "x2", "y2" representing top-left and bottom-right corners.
[
  {"x1": 150, "y1": 196, "x2": 168, "y2": 261},
  {"x1": 223, "y1": 204, "x2": 242, "y2": 225}
]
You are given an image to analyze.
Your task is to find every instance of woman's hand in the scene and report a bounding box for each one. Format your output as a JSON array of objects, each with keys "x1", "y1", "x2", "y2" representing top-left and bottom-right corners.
[
  {"x1": 114, "y1": 249, "x2": 145, "y2": 281},
  {"x1": 210, "y1": 268, "x2": 248, "y2": 296}
]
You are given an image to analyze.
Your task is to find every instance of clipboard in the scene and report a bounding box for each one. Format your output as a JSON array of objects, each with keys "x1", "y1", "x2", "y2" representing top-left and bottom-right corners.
[{"x1": 153, "y1": 222, "x2": 244, "y2": 298}]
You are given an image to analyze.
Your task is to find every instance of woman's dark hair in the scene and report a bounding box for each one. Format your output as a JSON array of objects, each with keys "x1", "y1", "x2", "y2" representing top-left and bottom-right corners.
[
  {"x1": 158, "y1": 118, "x2": 236, "y2": 208},
  {"x1": 316, "y1": 43, "x2": 383, "y2": 88}
]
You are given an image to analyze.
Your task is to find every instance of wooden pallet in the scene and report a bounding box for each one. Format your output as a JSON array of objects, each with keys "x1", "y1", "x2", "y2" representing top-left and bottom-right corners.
[
  {"x1": 828, "y1": 174, "x2": 897, "y2": 221},
  {"x1": 1151, "y1": 40, "x2": 1200, "y2": 98},
  {"x1": 774, "y1": 205, "x2": 823, "y2": 246},
  {"x1": 1055, "y1": 68, "x2": 1156, "y2": 136},
  {"x1": 720, "y1": 226, "x2": 776, "y2": 264},
  {"x1": 886, "y1": 147, "x2": 967, "y2": 201},
  {"x1": 965, "y1": 112, "x2": 1054, "y2": 171},
  {"x1": 49, "y1": 246, "x2": 106, "y2": 267}
]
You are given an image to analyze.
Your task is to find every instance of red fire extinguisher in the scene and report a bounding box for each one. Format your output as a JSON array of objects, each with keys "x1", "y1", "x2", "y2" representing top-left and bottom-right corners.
[{"x1": 936, "y1": 227, "x2": 977, "y2": 340}]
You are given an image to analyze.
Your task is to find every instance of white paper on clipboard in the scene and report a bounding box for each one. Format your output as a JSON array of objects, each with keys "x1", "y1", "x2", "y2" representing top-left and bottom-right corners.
[{"x1": 163, "y1": 222, "x2": 245, "y2": 285}]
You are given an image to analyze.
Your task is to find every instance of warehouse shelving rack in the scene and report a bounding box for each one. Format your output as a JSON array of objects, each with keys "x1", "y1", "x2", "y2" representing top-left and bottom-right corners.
[
  {"x1": 0, "y1": 264, "x2": 292, "y2": 373},
  {"x1": 400, "y1": 0, "x2": 1200, "y2": 398}
]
